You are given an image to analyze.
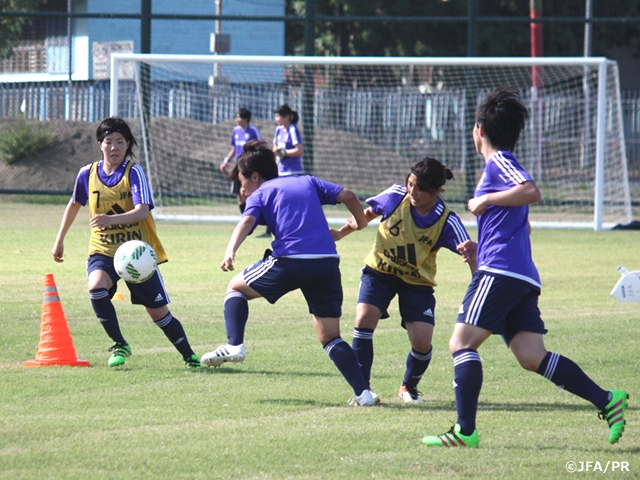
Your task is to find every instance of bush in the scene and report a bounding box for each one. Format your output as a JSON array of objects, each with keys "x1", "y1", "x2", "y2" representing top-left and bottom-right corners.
[{"x1": 0, "y1": 117, "x2": 58, "y2": 165}]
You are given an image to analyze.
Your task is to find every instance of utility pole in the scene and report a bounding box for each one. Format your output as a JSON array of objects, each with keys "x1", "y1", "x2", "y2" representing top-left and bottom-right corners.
[{"x1": 302, "y1": 0, "x2": 315, "y2": 174}]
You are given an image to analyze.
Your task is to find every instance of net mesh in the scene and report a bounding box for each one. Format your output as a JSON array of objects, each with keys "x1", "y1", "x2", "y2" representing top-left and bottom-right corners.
[{"x1": 112, "y1": 56, "x2": 632, "y2": 228}]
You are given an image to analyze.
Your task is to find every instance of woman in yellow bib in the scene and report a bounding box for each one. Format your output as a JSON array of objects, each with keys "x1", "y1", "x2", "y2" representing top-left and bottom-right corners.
[
  {"x1": 333, "y1": 157, "x2": 476, "y2": 403},
  {"x1": 52, "y1": 117, "x2": 201, "y2": 369}
]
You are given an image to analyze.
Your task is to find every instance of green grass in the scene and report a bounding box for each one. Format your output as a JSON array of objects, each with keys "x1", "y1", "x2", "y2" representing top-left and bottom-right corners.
[{"x1": 0, "y1": 200, "x2": 638, "y2": 479}]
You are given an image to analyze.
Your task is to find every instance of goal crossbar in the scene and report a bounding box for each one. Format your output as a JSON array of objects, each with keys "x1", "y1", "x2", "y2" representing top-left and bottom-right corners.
[{"x1": 109, "y1": 54, "x2": 631, "y2": 230}]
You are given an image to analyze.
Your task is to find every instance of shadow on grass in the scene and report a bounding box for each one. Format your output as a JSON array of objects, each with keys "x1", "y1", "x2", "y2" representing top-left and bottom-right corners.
[{"x1": 199, "y1": 366, "x2": 335, "y2": 377}]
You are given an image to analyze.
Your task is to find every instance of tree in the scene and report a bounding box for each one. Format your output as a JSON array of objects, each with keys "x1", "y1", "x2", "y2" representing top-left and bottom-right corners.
[
  {"x1": 286, "y1": 0, "x2": 640, "y2": 59},
  {"x1": 0, "y1": 0, "x2": 47, "y2": 59}
]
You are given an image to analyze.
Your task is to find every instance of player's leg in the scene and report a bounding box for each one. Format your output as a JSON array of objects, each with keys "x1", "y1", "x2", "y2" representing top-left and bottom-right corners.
[
  {"x1": 352, "y1": 303, "x2": 381, "y2": 389},
  {"x1": 201, "y1": 273, "x2": 262, "y2": 367},
  {"x1": 401, "y1": 322, "x2": 434, "y2": 403},
  {"x1": 398, "y1": 285, "x2": 436, "y2": 403},
  {"x1": 351, "y1": 267, "x2": 394, "y2": 394},
  {"x1": 510, "y1": 331, "x2": 628, "y2": 444},
  {"x1": 87, "y1": 255, "x2": 130, "y2": 366},
  {"x1": 128, "y1": 269, "x2": 200, "y2": 368},
  {"x1": 423, "y1": 272, "x2": 510, "y2": 447},
  {"x1": 314, "y1": 315, "x2": 374, "y2": 406},
  {"x1": 303, "y1": 258, "x2": 374, "y2": 406}
]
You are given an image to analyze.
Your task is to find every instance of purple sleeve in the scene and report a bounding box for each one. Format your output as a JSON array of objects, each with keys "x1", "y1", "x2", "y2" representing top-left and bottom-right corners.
[
  {"x1": 309, "y1": 176, "x2": 343, "y2": 205},
  {"x1": 129, "y1": 164, "x2": 155, "y2": 209},
  {"x1": 365, "y1": 184, "x2": 406, "y2": 217},
  {"x1": 71, "y1": 164, "x2": 91, "y2": 206},
  {"x1": 433, "y1": 212, "x2": 471, "y2": 253}
]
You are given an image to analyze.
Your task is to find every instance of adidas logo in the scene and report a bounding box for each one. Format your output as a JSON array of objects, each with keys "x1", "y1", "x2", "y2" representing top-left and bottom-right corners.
[
  {"x1": 423, "y1": 308, "x2": 433, "y2": 317},
  {"x1": 154, "y1": 293, "x2": 164, "y2": 302},
  {"x1": 458, "y1": 304, "x2": 465, "y2": 315}
]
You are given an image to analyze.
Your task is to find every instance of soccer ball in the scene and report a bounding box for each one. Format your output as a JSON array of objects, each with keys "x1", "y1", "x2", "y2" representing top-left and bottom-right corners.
[{"x1": 113, "y1": 240, "x2": 157, "y2": 283}]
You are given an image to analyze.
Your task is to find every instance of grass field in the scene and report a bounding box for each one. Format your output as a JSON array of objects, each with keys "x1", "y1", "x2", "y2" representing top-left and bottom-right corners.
[{"x1": 1, "y1": 200, "x2": 638, "y2": 479}]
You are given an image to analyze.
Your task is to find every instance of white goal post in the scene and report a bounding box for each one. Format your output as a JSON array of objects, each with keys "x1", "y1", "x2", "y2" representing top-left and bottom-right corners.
[{"x1": 110, "y1": 54, "x2": 632, "y2": 230}]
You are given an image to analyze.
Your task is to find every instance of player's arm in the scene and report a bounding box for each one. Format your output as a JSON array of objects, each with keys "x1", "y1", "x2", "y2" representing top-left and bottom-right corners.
[
  {"x1": 336, "y1": 188, "x2": 368, "y2": 232},
  {"x1": 468, "y1": 180, "x2": 541, "y2": 216},
  {"x1": 221, "y1": 214, "x2": 258, "y2": 272},
  {"x1": 52, "y1": 199, "x2": 82, "y2": 263},
  {"x1": 90, "y1": 203, "x2": 150, "y2": 229},
  {"x1": 220, "y1": 146, "x2": 236, "y2": 173},
  {"x1": 457, "y1": 240, "x2": 478, "y2": 274},
  {"x1": 331, "y1": 207, "x2": 378, "y2": 242},
  {"x1": 283, "y1": 143, "x2": 303, "y2": 158}
]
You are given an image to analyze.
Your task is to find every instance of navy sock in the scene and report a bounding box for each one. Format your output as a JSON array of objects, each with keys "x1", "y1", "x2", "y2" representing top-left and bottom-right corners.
[
  {"x1": 224, "y1": 291, "x2": 249, "y2": 345},
  {"x1": 324, "y1": 337, "x2": 368, "y2": 396},
  {"x1": 453, "y1": 348, "x2": 483, "y2": 436},
  {"x1": 537, "y1": 352, "x2": 610, "y2": 410},
  {"x1": 402, "y1": 346, "x2": 432, "y2": 388},
  {"x1": 351, "y1": 327, "x2": 374, "y2": 387},
  {"x1": 90, "y1": 288, "x2": 126, "y2": 345},
  {"x1": 154, "y1": 312, "x2": 194, "y2": 360}
]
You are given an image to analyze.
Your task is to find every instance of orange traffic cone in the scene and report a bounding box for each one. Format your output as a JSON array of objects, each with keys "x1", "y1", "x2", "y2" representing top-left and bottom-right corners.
[{"x1": 25, "y1": 273, "x2": 90, "y2": 367}]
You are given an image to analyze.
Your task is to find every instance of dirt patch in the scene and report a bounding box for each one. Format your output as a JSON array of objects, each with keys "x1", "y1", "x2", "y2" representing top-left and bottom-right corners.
[{"x1": 0, "y1": 117, "x2": 410, "y2": 195}]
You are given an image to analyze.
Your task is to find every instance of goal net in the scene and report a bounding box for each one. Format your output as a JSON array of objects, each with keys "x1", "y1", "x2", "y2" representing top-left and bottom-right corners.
[{"x1": 110, "y1": 54, "x2": 632, "y2": 230}]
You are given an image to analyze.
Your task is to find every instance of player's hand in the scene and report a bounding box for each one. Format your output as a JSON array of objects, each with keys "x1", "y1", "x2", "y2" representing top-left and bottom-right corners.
[
  {"x1": 52, "y1": 242, "x2": 64, "y2": 263},
  {"x1": 467, "y1": 195, "x2": 487, "y2": 216},
  {"x1": 219, "y1": 159, "x2": 228, "y2": 174},
  {"x1": 220, "y1": 252, "x2": 235, "y2": 272},
  {"x1": 457, "y1": 240, "x2": 477, "y2": 263},
  {"x1": 90, "y1": 213, "x2": 113, "y2": 229}
]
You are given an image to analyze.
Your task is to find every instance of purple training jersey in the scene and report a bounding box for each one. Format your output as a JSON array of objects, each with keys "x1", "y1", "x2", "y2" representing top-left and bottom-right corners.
[
  {"x1": 231, "y1": 125, "x2": 261, "y2": 159},
  {"x1": 72, "y1": 159, "x2": 153, "y2": 208},
  {"x1": 474, "y1": 150, "x2": 541, "y2": 288},
  {"x1": 367, "y1": 184, "x2": 470, "y2": 253},
  {"x1": 243, "y1": 175, "x2": 342, "y2": 257},
  {"x1": 273, "y1": 124, "x2": 303, "y2": 175}
]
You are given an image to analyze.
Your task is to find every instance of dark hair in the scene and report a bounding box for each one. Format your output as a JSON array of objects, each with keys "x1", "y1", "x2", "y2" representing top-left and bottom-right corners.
[
  {"x1": 274, "y1": 104, "x2": 299, "y2": 124},
  {"x1": 231, "y1": 140, "x2": 279, "y2": 182},
  {"x1": 475, "y1": 86, "x2": 529, "y2": 152},
  {"x1": 96, "y1": 117, "x2": 137, "y2": 159},
  {"x1": 406, "y1": 157, "x2": 453, "y2": 194},
  {"x1": 237, "y1": 108, "x2": 251, "y2": 122}
]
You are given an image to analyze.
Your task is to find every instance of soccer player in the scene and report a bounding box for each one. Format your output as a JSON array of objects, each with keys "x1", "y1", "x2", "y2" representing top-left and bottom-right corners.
[
  {"x1": 51, "y1": 117, "x2": 201, "y2": 369},
  {"x1": 201, "y1": 140, "x2": 377, "y2": 406},
  {"x1": 332, "y1": 157, "x2": 476, "y2": 403},
  {"x1": 272, "y1": 103, "x2": 304, "y2": 176},
  {"x1": 220, "y1": 108, "x2": 262, "y2": 214},
  {"x1": 421, "y1": 86, "x2": 627, "y2": 447}
]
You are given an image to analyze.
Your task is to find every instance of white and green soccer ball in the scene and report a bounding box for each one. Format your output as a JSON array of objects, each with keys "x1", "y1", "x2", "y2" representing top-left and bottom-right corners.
[{"x1": 114, "y1": 240, "x2": 157, "y2": 283}]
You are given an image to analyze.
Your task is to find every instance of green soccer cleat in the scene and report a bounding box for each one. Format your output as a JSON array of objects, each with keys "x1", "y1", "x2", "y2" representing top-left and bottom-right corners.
[
  {"x1": 599, "y1": 389, "x2": 628, "y2": 444},
  {"x1": 184, "y1": 354, "x2": 202, "y2": 370},
  {"x1": 422, "y1": 424, "x2": 479, "y2": 448},
  {"x1": 108, "y1": 342, "x2": 132, "y2": 367}
]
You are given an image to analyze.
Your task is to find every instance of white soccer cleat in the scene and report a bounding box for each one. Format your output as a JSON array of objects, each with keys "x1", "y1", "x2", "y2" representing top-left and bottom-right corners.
[
  {"x1": 398, "y1": 385, "x2": 424, "y2": 403},
  {"x1": 347, "y1": 389, "x2": 377, "y2": 407},
  {"x1": 201, "y1": 343, "x2": 246, "y2": 367}
]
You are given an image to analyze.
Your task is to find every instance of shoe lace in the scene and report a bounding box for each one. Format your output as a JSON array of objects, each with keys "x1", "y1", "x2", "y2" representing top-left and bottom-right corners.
[
  {"x1": 108, "y1": 343, "x2": 128, "y2": 356},
  {"x1": 185, "y1": 355, "x2": 201, "y2": 368},
  {"x1": 403, "y1": 385, "x2": 422, "y2": 400}
]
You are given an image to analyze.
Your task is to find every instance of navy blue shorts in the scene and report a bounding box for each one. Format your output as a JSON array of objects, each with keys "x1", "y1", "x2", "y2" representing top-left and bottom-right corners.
[
  {"x1": 243, "y1": 255, "x2": 342, "y2": 318},
  {"x1": 87, "y1": 254, "x2": 170, "y2": 309},
  {"x1": 457, "y1": 271, "x2": 547, "y2": 345},
  {"x1": 357, "y1": 265, "x2": 436, "y2": 327}
]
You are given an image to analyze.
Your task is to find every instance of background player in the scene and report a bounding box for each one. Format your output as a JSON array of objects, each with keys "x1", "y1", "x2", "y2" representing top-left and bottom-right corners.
[
  {"x1": 201, "y1": 140, "x2": 377, "y2": 406},
  {"x1": 272, "y1": 103, "x2": 304, "y2": 176},
  {"x1": 220, "y1": 108, "x2": 261, "y2": 214},
  {"x1": 332, "y1": 158, "x2": 476, "y2": 403},
  {"x1": 422, "y1": 86, "x2": 627, "y2": 448},
  {"x1": 52, "y1": 117, "x2": 201, "y2": 369}
]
